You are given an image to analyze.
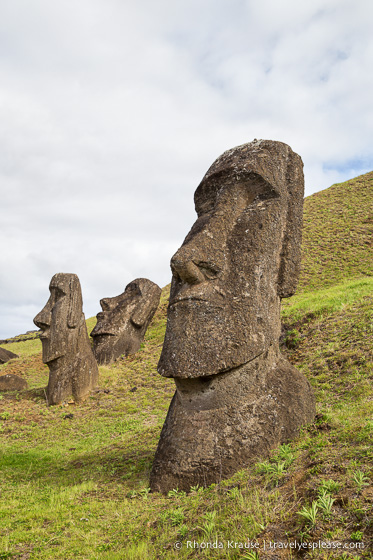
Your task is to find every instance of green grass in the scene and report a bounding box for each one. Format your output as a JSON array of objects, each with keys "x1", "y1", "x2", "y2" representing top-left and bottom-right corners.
[
  {"x1": 4, "y1": 337, "x2": 42, "y2": 358},
  {"x1": 299, "y1": 170, "x2": 373, "y2": 293},
  {"x1": 0, "y1": 175, "x2": 372, "y2": 559},
  {"x1": 281, "y1": 276, "x2": 373, "y2": 322}
]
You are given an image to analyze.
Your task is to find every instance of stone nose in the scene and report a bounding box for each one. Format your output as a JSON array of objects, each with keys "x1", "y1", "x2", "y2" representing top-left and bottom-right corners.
[
  {"x1": 171, "y1": 255, "x2": 206, "y2": 285},
  {"x1": 33, "y1": 307, "x2": 51, "y2": 330},
  {"x1": 170, "y1": 229, "x2": 225, "y2": 285},
  {"x1": 100, "y1": 298, "x2": 113, "y2": 311}
]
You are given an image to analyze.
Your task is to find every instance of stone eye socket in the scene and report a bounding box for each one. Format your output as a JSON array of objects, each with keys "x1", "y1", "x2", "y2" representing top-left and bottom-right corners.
[
  {"x1": 50, "y1": 286, "x2": 65, "y2": 304},
  {"x1": 194, "y1": 261, "x2": 221, "y2": 280}
]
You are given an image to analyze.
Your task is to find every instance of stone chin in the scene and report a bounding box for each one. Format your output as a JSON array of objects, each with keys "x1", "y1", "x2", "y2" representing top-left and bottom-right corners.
[
  {"x1": 40, "y1": 334, "x2": 66, "y2": 364},
  {"x1": 92, "y1": 331, "x2": 140, "y2": 365},
  {"x1": 92, "y1": 334, "x2": 117, "y2": 365}
]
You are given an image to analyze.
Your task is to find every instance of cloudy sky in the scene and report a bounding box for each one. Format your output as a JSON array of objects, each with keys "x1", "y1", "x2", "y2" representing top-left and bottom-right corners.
[{"x1": 1, "y1": 0, "x2": 372, "y2": 339}]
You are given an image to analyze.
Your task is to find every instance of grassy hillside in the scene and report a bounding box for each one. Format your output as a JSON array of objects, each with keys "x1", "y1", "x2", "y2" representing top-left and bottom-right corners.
[
  {"x1": 0, "y1": 173, "x2": 372, "y2": 559},
  {"x1": 298, "y1": 171, "x2": 373, "y2": 293}
]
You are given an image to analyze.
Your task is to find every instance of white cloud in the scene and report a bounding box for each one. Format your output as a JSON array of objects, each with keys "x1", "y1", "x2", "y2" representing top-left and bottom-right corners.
[{"x1": 0, "y1": 0, "x2": 372, "y2": 338}]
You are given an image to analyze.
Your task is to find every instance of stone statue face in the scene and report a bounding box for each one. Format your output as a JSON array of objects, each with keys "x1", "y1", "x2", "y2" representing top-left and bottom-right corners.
[
  {"x1": 158, "y1": 140, "x2": 304, "y2": 379},
  {"x1": 91, "y1": 281, "x2": 141, "y2": 343},
  {"x1": 91, "y1": 278, "x2": 161, "y2": 363},
  {"x1": 34, "y1": 273, "x2": 83, "y2": 364}
]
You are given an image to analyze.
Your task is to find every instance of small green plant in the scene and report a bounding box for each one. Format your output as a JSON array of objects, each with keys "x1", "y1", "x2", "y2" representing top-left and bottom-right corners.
[
  {"x1": 227, "y1": 486, "x2": 242, "y2": 499},
  {"x1": 285, "y1": 328, "x2": 301, "y2": 349},
  {"x1": 158, "y1": 511, "x2": 169, "y2": 525},
  {"x1": 256, "y1": 460, "x2": 286, "y2": 476},
  {"x1": 190, "y1": 484, "x2": 203, "y2": 493},
  {"x1": 297, "y1": 501, "x2": 318, "y2": 526},
  {"x1": 319, "y1": 479, "x2": 340, "y2": 494},
  {"x1": 271, "y1": 461, "x2": 286, "y2": 475},
  {"x1": 204, "y1": 511, "x2": 217, "y2": 523},
  {"x1": 256, "y1": 460, "x2": 273, "y2": 474},
  {"x1": 168, "y1": 508, "x2": 185, "y2": 527},
  {"x1": 274, "y1": 443, "x2": 295, "y2": 465},
  {"x1": 139, "y1": 487, "x2": 151, "y2": 499},
  {"x1": 243, "y1": 551, "x2": 260, "y2": 560},
  {"x1": 0, "y1": 412, "x2": 10, "y2": 420},
  {"x1": 317, "y1": 491, "x2": 335, "y2": 517},
  {"x1": 167, "y1": 488, "x2": 186, "y2": 498},
  {"x1": 352, "y1": 470, "x2": 369, "y2": 493},
  {"x1": 178, "y1": 524, "x2": 188, "y2": 537},
  {"x1": 256, "y1": 459, "x2": 287, "y2": 486},
  {"x1": 198, "y1": 511, "x2": 217, "y2": 538},
  {"x1": 350, "y1": 530, "x2": 363, "y2": 542}
]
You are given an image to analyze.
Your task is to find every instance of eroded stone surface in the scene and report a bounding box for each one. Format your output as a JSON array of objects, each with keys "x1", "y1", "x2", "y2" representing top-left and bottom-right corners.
[
  {"x1": 150, "y1": 140, "x2": 315, "y2": 493},
  {"x1": 0, "y1": 373, "x2": 28, "y2": 391},
  {"x1": 34, "y1": 273, "x2": 99, "y2": 405},
  {"x1": 0, "y1": 347, "x2": 19, "y2": 364},
  {"x1": 91, "y1": 278, "x2": 161, "y2": 365}
]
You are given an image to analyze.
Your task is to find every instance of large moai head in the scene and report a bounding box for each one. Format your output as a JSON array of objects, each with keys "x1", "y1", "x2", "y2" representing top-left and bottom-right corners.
[
  {"x1": 158, "y1": 139, "x2": 304, "y2": 379},
  {"x1": 34, "y1": 273, "x2": 84, "y2": 363},
  {"x1": 91, "y1": 278, "x2": 161, "y2": 365},
  {"x1": 34, "y1": 273, "x2": 98, "y2": 405}
]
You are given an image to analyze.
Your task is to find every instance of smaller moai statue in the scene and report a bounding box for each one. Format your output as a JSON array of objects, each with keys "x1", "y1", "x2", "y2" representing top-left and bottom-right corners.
[
  {"x1": 0, "y1": 347, "x2": 19, "y2": 364},
  {"x1": 91, "y1": 278, "x2": 161, "y2": 365},
  {"x1": 34, "y1": 273, "x2": 99, "y2": 405}
]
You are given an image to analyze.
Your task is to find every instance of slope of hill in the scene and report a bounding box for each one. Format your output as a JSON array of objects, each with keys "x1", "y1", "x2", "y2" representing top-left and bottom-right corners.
[
  {"x1": 0, "y1": 173, "x2": 372, "y2": 560},
  {"x1": 298, "y1": 171, "x2": 373, "y2": 293}
]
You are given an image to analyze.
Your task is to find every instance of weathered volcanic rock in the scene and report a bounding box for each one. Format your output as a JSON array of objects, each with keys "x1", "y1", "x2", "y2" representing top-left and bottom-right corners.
[
  {"x1": 151, "y1": 348, "x2": 314, "y2": 492},
  {"x1": 34, "y1": 273, "x2": 99, "y2": 405},
  {"x1": 0, "y1": 347, "x2": 19, "y2": 364},
  {"x1": 91, "y1": 278, "x2": 161, "y2": 365},
  {"x1": 150, "y1": 139, "x2": 315, "y2": 493},
  {"x1": 0, "y1": 374, "x2": 28, "y2": 391}
]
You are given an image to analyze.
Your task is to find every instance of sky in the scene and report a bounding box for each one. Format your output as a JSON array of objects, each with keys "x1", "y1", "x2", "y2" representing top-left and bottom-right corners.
[{"x1": 1, "y1": 0, "x2": 372, "y2": 339}]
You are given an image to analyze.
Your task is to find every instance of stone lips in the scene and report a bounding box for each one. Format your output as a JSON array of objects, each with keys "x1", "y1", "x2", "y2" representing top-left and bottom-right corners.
[
  {"x1": 34, "y1": 273, "x2": 99, "y2": 405},
  {"x1": 91, "y1": 278, "x2": 161, "y2": 365},
  {"x1": 151, "y1": 139, "x2": 315, "y2": 493}
]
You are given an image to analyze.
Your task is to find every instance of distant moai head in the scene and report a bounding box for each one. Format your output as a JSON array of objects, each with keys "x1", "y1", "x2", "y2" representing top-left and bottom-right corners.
[
  {"x1": 158, "y1": 139, "x2": 304, "y2": 379},
  {"x1": 34, "y1": 273, "x2": 83, "y2": 364},
  {"x1": 34, "y1": 273, "x2": 98, "y2": 405},
  {"x1": 91, "y1": 278, "x2": 161, "y2": 364}
]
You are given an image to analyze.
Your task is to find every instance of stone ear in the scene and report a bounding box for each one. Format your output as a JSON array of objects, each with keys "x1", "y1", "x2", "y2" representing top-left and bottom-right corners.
[
  {"x1": 67, "y1": 276, "x2": 83, "y2": 328},
  {"x1": 277, "y1": 151, "x2": 305, "y2": 298},
  {"x1": 131, "y1": 286, "x2": 158, "y2": 328}
]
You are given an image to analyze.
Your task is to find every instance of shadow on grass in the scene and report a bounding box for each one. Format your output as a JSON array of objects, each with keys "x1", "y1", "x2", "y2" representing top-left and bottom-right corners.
[{"x1": 1, "y1": 435, "x2": 157, "y2": 490}]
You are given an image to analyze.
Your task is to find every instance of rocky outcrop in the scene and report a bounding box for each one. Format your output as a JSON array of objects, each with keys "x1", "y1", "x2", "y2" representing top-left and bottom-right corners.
[{"x1": 0, "y1": 374, "x2": 28, "y2": 391}]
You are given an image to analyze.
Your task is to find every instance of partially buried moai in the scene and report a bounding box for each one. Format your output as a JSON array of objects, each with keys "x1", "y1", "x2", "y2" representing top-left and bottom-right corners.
[
  {"x1": 34, "y1": 273, "x2": 99, "y2": 405},
  {"x1": 150, "y1": 139, "x2": 316, "y2": 493},
  {"x1": 91, "y1": 278, "x2": 161, "y2": 365}
]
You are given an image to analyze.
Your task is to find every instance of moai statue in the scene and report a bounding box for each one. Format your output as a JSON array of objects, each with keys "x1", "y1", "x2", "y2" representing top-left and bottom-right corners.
[
  {"x1": 0, "y1": 347, "x2": 19, "y2": 364},
  {"x1": 91, "y1": 278, "x2": 161, "y2": 365},
  {"x1": 34, "y1": 273, "x2": 99, "y2": 405},
  {"x1": 150, "y1": 139, "x2": 316, "y2": 493}
]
